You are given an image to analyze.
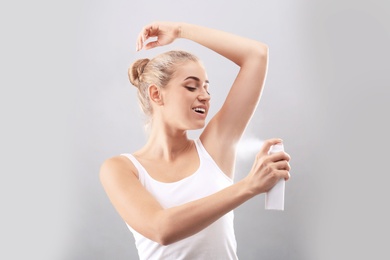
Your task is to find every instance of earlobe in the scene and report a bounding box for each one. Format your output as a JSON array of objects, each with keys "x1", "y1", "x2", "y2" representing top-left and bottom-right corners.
[{"x1": 148, "y1": 84, "x2": 164, "y2": 106}]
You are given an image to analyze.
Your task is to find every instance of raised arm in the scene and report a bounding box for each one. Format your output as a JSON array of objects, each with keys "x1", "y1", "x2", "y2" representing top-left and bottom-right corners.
[
  {"x1": 137, "y1": 22, "x2": 268, "y2": 176},
  {"x1": 182, "y1": 23, "x2": 268, "y2": 176},
  {"x1": 179, "y1": 23, "x2": 268, "y2": 141},
  {"x1": 138, "y1": 22, "x2": 267, "y2": 135}
]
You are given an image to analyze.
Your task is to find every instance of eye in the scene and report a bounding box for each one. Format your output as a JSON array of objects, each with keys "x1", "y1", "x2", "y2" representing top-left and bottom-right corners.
[{"x1": 185, "y1": 86, "x2": 197, "y2": 92}]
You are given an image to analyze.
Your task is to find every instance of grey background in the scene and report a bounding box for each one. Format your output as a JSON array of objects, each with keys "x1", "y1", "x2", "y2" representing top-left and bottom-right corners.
[{"x1": 1, "y1": 0, "x2": 389, "y2": 259}]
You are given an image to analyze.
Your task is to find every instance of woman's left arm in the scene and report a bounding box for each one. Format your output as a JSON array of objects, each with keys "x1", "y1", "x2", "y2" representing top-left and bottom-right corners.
[
  {"x1": 179, "y1": 23, "x2": 268, "y2": 138},
  {"x1": 181, "y1": 23, "x2": 269, "y2": 177}
]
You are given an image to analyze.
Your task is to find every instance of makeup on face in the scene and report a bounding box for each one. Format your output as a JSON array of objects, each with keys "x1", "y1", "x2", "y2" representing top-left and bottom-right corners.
[{"x1": 182, "y1": 76, "x2": 210, "y2": 95}]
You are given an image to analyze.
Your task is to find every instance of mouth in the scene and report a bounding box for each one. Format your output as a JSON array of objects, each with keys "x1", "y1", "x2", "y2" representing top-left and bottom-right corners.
[{"x1": 192, "y1": 107, "x2": 206, "y2": 114}]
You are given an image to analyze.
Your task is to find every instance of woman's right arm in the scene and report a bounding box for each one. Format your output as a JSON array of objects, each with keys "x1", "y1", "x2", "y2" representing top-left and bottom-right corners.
[{"x1": 100, "y1": 139, "x2": 290, "y2": 245}]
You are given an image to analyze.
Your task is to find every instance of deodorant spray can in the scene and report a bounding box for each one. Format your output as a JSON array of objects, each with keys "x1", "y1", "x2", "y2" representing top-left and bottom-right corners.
[{"x1": 265, "y1": 143, "x2": 285, "y2": 210}]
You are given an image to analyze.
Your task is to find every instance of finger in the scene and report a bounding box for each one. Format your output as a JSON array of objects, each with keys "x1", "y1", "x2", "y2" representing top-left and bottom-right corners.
[
  {"x1": 136, "y1": 37, "x2": 140, "y2": 51},
  {"x1": 143, "y1": 27, "x2": 149, "y2": 41},
  {"x1": 136, "y1": 24, "x2": 151, "y2": 51},
  {"x1": 274, "y1": 169, "x2": 290, "y2": 181},
  {"x1": 283, "y1": 171, "x2": 291, "y2": 181},
  {"x1": 144, "y1": 40, "x2": 161, "y2": 50},
  {"x1": 257, "y1": 138, "x2": 283, "y2": 157},
  {"x1": 273, "y1": 161, "x2": 291, "y2": 171},
  {"x1": 136, "y1": 32, "x2": 143, "y2": 51},
  {"x1": 140, "y1": 24, "x2": 153, "y2": 40},
  {"x1": 269, "y1": 151, "x2": 291, "y2": 162},
  {"x1": 280, "y1": 171, "x2": 291, "y2": 181},
  {"x1": 145, "y1": 24, "x2": 160, "y2": 37}
]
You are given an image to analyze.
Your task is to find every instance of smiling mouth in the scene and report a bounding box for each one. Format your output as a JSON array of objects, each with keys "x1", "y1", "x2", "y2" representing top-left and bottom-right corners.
[{"x1": 192, "y1": 107, "x2": 206, "y2": 114}]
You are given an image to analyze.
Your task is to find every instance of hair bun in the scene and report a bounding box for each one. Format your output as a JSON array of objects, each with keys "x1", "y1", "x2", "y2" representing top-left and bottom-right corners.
[{"x1": 128, "y1": 58, "x2": 150, "y2": 88}]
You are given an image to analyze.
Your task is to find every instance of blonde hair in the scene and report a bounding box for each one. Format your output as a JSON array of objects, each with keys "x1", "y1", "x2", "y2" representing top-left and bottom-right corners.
[{"x1": 128, "y1": 50, "x2": 200, "y2": 125}]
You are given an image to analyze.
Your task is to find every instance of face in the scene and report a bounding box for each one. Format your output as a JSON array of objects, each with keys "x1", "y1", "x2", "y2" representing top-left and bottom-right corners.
[{"x1": 159, "y1": 61, "x2": 211, "y2": 130}]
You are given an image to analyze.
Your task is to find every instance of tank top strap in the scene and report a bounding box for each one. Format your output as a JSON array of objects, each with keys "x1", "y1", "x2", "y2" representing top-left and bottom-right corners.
[
  {"x1": 120, "y1": 153, "x2": 146, "y2": 182},
  {"x1": 194, "y1": 138, "x2": 213, "y2": 161},
  {"x1": 194, "y1": 139, "x2": 234, "y2": 183}
]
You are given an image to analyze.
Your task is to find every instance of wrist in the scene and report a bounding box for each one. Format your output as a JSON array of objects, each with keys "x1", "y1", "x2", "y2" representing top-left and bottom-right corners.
[
  {"x1": 177, "y1": 22, "x2": 183, "y2": 38},
  {"x1": 177, "y1": 22, "x2": 194, "y2": 39},
  {"x1": 236, "y1": 178, "x2": 257, "y2": 199}
]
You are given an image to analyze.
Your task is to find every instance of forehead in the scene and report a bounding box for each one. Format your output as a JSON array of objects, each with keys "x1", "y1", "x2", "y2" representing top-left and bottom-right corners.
[{"x1": 173, "y1": 61, "x2": 208, "y2": 81}]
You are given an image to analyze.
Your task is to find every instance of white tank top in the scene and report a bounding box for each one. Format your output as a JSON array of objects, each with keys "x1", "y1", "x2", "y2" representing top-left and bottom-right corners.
[{"x1": 121, "y1": 139, "x2": 238, "y2": 260}]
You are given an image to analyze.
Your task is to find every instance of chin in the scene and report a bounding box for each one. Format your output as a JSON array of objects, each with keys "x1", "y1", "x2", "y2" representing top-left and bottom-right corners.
[{"x1": 189, "y1": 122, "x2": 205, "y2": 130}]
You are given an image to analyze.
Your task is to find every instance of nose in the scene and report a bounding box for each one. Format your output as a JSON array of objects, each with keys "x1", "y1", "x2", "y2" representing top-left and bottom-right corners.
[{"x1": 198, "y1": 89, "x2": 210, "y2": 102}]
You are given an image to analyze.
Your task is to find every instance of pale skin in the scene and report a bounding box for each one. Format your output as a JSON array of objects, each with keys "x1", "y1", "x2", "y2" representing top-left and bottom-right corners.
[{"x1": 100, "y1": 22, "x2": 291, "y2": 246}]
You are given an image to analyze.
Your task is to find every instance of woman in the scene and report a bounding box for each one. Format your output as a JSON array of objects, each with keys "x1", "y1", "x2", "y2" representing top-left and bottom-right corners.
[{"x1": 100, "y1": 21, "x2": 291, "y2": 259}]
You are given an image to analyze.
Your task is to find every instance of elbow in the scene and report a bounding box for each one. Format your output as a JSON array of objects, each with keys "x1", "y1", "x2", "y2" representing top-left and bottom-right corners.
[
  {"x1": 151, "y1": 216, "x2": 179, "y2": 246},
  {"x1": 156, "y1": 222, "x2": 182, "y2": 246},
  {"x1": 154, "y1": 231, "x2": 177, "y2": 246},
  {"x1": 242, "y1": 42, "x2": 268, "y2": 67},
  {"x1": 156, "y1": 236, "x2": 173, "y2": 246},
  {"x1": 255, "y1": 42, "x2": 269, "y2": 60},
  {"x1": 253, "y1": 43, "x2": 269, "y2": 70},
  {"x1": 237, "y1": 42, "x2": 268, "y2": 67}
]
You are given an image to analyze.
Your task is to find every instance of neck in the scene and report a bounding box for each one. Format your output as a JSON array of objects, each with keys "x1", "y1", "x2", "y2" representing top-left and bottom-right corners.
[{"x1": 140, "y1": 122, "x2": 193, "y2": 162}]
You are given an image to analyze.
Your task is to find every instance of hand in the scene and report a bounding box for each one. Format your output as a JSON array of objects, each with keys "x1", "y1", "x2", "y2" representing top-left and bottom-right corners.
[
  {"x1": 245, "y1": 138, "x2": 291, "y2": 195},
  {"x1": 136, "y1": 22, "x2": 181, "y2": 51}
]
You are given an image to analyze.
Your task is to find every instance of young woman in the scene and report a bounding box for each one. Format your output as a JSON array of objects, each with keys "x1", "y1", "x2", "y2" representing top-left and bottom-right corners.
[{"x1": 100, "y1": 21, "x2": 291, "y2": 259}]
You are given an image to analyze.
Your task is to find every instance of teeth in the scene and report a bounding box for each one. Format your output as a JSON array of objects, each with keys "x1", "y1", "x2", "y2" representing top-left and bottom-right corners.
[{"x1": 193, "y1": 107, "x2": 206, "y2": 113}]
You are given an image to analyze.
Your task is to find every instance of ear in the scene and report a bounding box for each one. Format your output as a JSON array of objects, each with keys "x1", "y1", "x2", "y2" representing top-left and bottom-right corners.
[{"x1": 148, "y1": 84, "x2": 164, "y2": 106}]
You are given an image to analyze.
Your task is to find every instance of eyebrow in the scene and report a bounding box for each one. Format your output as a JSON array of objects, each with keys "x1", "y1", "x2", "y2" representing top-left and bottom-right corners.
[{"x1": 184, "y1": 76, "x2": 209, "y2": 84}]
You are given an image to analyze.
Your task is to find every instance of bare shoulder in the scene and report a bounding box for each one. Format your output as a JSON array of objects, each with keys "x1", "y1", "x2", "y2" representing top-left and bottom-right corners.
[
  {"x1": 99, "y1": 155, "x2": 163, "y2": 236},
  {"x1": 99, "y1": 155, "x2": 139, "y2": 186}
]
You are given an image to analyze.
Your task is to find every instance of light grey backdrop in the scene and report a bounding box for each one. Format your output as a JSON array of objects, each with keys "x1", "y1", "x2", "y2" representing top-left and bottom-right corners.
[{"x1": 1, "y1": 0, "x2": 389, "y2": 259}]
